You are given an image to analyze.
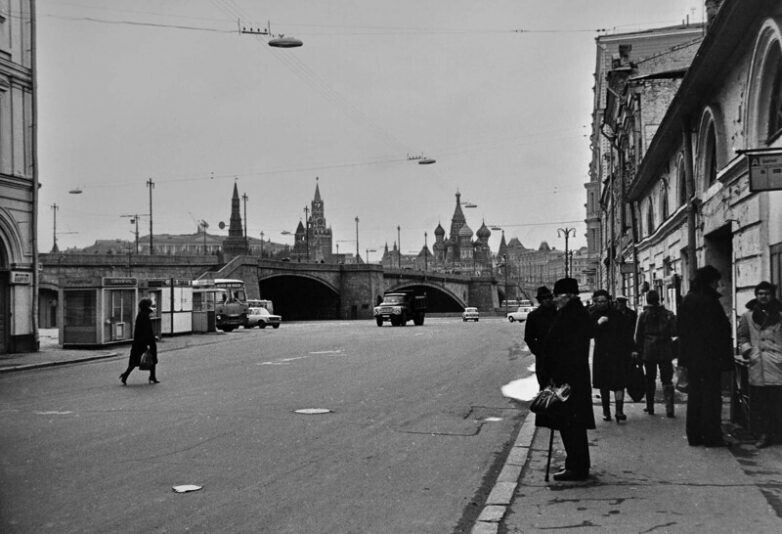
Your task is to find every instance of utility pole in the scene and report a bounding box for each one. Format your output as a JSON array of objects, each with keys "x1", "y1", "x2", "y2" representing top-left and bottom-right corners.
[
  {"x1": 355, "y1": 216, "x2": 360, "y2": 262},
  {"x1": 51, "y1": 203, "x2": 59, "y2": 253},
  {"x1": 242, "y1": 193, "x2": 248, "y2": 239},
  {"x1": 260, "y1": 231, "x2": 264, "y2": 258},
  {"x1": 503, "y1": 254, "x2": 509, "y2": 315},
  {"x1": 146, "y1": 178, "x2": 155, "y2": 254},
  {"x1": 557, "y1": 227, "x2": 576, "y2": 278}
]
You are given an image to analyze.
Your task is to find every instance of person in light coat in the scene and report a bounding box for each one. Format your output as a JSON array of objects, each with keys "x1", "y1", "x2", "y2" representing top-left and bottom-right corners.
[{"x1": 737, "y1": 281, "x2": 782, "y2": 448}]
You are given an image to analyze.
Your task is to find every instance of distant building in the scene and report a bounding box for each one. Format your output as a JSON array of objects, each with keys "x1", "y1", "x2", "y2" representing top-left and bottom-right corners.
[
  {"x1": 1, "y1": 1, "x2": 37, "y2": 353},
  {"x1": 293, "y1": 179, "x2": 333, "y2": 263}
]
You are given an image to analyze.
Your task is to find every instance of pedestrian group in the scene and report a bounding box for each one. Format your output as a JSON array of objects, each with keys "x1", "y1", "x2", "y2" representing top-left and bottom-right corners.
[{"x1": 528, "y1": 267, "x2": 781, "y2": 482}]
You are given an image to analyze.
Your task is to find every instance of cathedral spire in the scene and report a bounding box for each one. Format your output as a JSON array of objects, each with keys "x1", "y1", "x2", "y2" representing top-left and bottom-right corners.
[
  {"x1": 228, "y1": 182, "x2": 243, "y2": 238},
  {"x1": 314, "y1": 176, "x2": 322, "y2": 203}
]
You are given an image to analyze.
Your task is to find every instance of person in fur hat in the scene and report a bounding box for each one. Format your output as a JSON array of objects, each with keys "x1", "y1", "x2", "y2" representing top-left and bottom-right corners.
[{"x1": 737, "y1": 281, "x2": 782, "y2": 448}]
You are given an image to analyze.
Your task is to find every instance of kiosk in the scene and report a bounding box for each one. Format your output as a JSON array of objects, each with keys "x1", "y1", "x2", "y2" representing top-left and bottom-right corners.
[
  {"x1": 61, "y1": 276, "x2": 138, "y2": 348},
  {"x1": 141, "y1": 279, "x2": 193, "y2": 336}
]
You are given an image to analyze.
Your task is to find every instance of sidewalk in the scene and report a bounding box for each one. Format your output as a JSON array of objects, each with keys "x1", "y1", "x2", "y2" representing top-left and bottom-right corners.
[
  {"x1": 0, "y1": 329, "x2": 227, "y2": 373},
  {"x1": 488, "y1": 400, "x2": 782, "y2": 533}
]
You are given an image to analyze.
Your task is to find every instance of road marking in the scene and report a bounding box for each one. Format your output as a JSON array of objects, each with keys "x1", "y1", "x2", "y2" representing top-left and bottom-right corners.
[
  {"x1": 34, "y1": 410, "x2": 74, "y2": 415},
  {"x1": 294, "y1": 408, "x2": 332, "y2": 415}
]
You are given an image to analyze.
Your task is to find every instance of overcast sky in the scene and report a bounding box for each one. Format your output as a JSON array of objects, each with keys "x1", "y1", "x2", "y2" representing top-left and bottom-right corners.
[{"x1": 36, "y1": 0, "x2": 704, "y2": 257}]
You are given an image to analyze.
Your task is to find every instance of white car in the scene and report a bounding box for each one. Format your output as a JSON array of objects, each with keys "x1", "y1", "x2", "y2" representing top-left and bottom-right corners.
[
  {"x1": 506, "y1": 305, "x2": 534, "y2": 322},
  {"x1": 245, "y1": 307, "x2": 282, "y2": 329},
  {"x1": 462, "y1": 307, "x2": 480, "y2": 322}
]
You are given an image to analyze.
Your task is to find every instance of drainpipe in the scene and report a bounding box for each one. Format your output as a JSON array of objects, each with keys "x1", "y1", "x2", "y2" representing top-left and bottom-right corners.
[
  {"x1": 682, "y1": 125, "x2": 698, "y2": 283},
  {"x1": 629, "y1": 200, "x2": 640, "y2": 305},
  {"x1": 31, "y1": 0, "x2": 40, "y2": 350}
]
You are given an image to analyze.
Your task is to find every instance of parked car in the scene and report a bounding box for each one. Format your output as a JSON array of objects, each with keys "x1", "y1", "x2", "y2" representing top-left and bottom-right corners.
[
  {"x1": 462, "y1": 307, "x2": 480, "y2": 322},
  {"x1": 506, "y1": 304, "x2": 534, "y2": 322},
  {"x1": 245, "y1": 307, "x2": 282, "y2": 329}
]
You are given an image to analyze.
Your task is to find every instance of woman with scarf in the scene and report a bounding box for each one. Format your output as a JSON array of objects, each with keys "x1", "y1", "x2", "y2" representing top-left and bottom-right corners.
[{"x1": 738, "y1": 281, "x2": 782, "y2": 448}]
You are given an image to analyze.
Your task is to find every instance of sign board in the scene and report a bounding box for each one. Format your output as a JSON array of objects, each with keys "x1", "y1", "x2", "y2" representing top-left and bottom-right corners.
[
  {"x1": 102, "y1": 277, "x2": 138, "y2": 287},
  {"x1": 748, "y1": 150, "x2": 782, "y2": 191},
  {"x1": 10, "y1": 271, "x2": 32, "y2": 285}
]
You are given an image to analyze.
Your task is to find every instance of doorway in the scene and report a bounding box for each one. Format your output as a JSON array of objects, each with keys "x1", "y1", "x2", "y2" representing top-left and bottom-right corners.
[{"x1": 704, "y1": 223, "x2": 734, "y2": 318}]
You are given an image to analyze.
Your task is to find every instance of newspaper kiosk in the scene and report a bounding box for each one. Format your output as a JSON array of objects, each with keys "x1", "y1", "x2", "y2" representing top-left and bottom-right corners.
[
  {"x1": 141, "y1": 279, "x2": 193, "y2": 336},
  {"x1": 61, "y1": 276, "x2": 138, "y2": 348}
]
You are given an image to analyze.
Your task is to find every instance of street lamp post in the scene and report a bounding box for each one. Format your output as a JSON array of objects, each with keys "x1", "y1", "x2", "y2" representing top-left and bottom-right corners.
[
  {"x1": 397, "y1": 225, "x2": 401, "y2": 268},
  {"x1": 242, "y1": 193, "x2": 248, "y2": 239},
  {"x1": 303, "y1": 206, "x2": 310, "y2": 261},
  {"x1": 355, "y1": 216, "x2": 360, "y2": 261},
  {"x1": 146, "y1": 178, "x2": 155, "y2": 254},
  {"x1": 424, "y1": 232, "x2": 428, "y2": 272},
  {"x1": 557, "y1": 227, "x2": 577, "y2": 278},
  {"x1": 260, "y1": 231, "x2": 264, "y2": 259},
  {"x1": 503, "y1": 254, "x2": 509, "y2": 315}
]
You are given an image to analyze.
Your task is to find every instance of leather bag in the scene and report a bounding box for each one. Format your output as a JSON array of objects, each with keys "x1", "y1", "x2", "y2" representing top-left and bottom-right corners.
[
  {"x1": 529, "y1": 384, "x2": 571, "y2": 416},
  {"x1": 139, "y1": 350, "x2": 154, "y2": 370}
]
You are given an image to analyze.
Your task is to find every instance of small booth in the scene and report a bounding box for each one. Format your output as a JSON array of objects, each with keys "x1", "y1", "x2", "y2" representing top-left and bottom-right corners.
[
  {"x1": 61, "y1": 276, "x2": 138, "y2": 348},
  {"x1": 192, "y1": 285, "x2": 217, "y2": 333},
  {"x1": 140, "y1": 278, "x2": 193, "y2": 336}
]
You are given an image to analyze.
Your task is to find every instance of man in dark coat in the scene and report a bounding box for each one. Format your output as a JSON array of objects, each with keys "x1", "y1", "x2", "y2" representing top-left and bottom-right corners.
[
  {"x1": 539, "y1": 277, "x2": 595, "y2": 481},
  {"x1": 634, "y1": 290, "x2": 677, "y2": 416},
  {"x1": 524, "y1": 286, "x2": 557, "y2": 389},
  {"x1": 678, "y1": 265, "x2": 733, "y2": 446}
]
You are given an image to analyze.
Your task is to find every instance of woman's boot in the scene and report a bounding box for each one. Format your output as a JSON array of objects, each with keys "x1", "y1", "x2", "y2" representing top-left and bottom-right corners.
[
  {"x1": 663, "y1": 384, "x2": 675, "y2": 418},
  {"x1": 600, "y1": 389, "x2": 611, "y2": 421},
  {"x1": 615, "y1": 391, "x2": 626, "y2": 422}
]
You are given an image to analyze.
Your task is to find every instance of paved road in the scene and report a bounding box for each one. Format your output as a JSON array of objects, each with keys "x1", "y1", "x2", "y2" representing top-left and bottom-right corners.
[{"x1": 0, "y1": 317, "x2": 532, "y2": 533}]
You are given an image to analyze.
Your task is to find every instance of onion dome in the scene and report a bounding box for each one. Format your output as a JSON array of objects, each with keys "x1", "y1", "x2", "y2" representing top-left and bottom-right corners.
[
  {"x1": 476, "y1": 221, "x2": 491, "y2": 239},
  {"x1": 458, "y1": 223, "x2": 473, "y2": 238},
  {"x1": 434, "y1": 223, "x2": 445, "y2": 237}
]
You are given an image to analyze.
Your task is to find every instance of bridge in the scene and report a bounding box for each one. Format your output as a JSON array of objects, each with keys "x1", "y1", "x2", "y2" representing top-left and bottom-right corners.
[{"x1": 39, "y1": 253, "x2": 501, "y2": 321}]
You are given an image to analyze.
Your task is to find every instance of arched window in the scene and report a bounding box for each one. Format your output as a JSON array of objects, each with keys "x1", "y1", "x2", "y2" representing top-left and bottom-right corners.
[
  {"x1": 661, "y1": 180, "x2": 669, "y2": 221},
  {"x1": 767, "y1": 50, "x2": 782, "y2": 140},
  {"x1": 703, "y1": 122, "x2": 718, "y2": 187},
  {"x1": 746, "y1": 19, "x2": 782, "y2": 145},
  {"x1": 646, "y1": 200, "x2": 655, "y2": 236},
  {"x1": 677, "y1": 157, "x2": 687, "y2": 207}
]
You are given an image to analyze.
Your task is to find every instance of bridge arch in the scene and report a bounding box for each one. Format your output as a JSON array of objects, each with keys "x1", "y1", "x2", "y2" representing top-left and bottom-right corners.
[
  {"x1": 386, "y1": 282, "x2": 465, "y2": 312},
  {"x1": 258, "y1": 273, "x2": 341, "y2": 320}
]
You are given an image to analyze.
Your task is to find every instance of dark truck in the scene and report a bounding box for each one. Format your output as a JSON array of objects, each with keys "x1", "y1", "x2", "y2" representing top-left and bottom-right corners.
[{"x1": 373, "y1": 291, "x2": 427, "y2": 326}]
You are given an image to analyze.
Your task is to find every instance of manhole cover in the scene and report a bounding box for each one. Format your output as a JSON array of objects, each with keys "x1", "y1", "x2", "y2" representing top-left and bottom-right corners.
[{"x1": 294, "y1": 408, "x2": 332, "y2": 415}]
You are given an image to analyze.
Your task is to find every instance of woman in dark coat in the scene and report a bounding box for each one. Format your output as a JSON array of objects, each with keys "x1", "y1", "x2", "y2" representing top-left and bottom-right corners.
[
  {"x1": 538, "y1": 277, "x2": 595, "y2": 481},
  {"x1": 590, "y1": 290, "x2": 631, "y2": 422},
  {"x1": 678, "y1": 265, "x2": 733, "y2": 446},
  {"x1": 120, "y1": 298, "x2": 159, "y2": 385}
]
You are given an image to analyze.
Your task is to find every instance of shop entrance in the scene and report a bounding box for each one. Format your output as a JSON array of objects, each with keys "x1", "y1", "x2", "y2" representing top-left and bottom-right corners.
[{"x1": 704, "y1": 223, "x2": 734, "y2": 318}]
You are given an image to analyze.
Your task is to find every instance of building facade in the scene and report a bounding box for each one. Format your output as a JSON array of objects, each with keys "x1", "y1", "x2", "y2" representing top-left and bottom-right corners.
[
  {"x1": 0, "y1": 0, "x2": 37, "y2": 353},
  {"x1": 587, "y1": 21, "x2": 705, "y2": 302}
]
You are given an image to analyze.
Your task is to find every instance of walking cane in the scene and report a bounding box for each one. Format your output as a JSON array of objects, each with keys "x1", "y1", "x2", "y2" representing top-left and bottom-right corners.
[{"x1": 544, "y1": 428, "x2": 555, "y2": 482}]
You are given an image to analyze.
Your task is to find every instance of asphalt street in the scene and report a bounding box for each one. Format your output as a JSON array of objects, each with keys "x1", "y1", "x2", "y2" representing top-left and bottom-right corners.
[{"x1": 0, "y1": 317, "x2": 531, "y2": 533}]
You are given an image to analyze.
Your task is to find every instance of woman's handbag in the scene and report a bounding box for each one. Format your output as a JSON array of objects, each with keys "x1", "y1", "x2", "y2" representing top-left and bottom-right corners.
[
  {"x1": 674, "y1": 366, "x2": 688, "y2": 394},
  {"x1": 627, "y1": 362, "x2": 646, "y2": 402},
  {"x1": 139, "y1": 350, "x2": 154, "y2": 370},
  {"x1": 529, "y1": 384, "x2": 571, "y2": 416}
]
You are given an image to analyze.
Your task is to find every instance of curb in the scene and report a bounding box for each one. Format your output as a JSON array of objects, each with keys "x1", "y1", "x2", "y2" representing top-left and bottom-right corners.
[
  {"x1": 0, "y1": 352, "x2": 121, "y2": 374},
  {"x1": 471, "y1": 411, "x2": 537, "y2": 534}
]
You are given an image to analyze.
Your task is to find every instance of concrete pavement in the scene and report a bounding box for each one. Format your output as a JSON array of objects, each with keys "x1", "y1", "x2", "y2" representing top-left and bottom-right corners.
[
  {"x1": 474, "y1": 399, "x2": 782, "y2": 534},
  {"x1": 5, "y1": 334, "x2": 782, "y2": 533}
]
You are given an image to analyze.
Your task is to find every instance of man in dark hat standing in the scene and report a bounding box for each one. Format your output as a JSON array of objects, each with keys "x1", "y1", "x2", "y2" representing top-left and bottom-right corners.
[
  {"x1": 678, "y1": 265, "x2": 734, "y2": 446},
  {"x1": 525, "y1": 286, "x2": 557, "y2": 389},
  {"x1": 539, "y1": 277, "x2": 595, "y2": 481}
]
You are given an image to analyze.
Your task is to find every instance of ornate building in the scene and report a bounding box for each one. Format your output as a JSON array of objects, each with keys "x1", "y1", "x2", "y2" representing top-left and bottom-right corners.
[
  {"x1": 222, "y1": 182, "x2": 249, "y2": 260},
  {"x1": 293, "y1": 179, "x2": 333, "y2": 263},
  {"x1": 1, "y1": 0, "x2": 37, "y2": 353},
  {"x1": 427, "y1": 191, "x2": 493, "y2": 274}
]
